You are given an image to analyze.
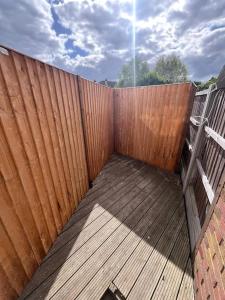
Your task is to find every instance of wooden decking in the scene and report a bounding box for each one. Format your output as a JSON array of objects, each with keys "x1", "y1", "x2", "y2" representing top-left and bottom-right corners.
[{"x1": 20, "y1": 154, "x2": 194, "y2": 300}]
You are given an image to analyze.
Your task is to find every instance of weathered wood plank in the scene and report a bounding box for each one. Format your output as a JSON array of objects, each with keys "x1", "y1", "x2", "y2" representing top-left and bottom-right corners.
[
  {"x1": 48, "y1": 193, "x2": 159, "y2": 299},
  {"x1": 22, "y1": 188, "x2": 148, "y2": 297},
  {"x1": 205, "y1": 126, "x2": 225, "y2": 151},
  {"x1": 177, "y1": 259, "x2": 194, "y2": 300},
  {"x1": 22, "y1": 190, "x2": 153, "y2": 299},
  {"x1": 196, "y1": 158, "x2": 214, "y2": 204},
  {"x1": 127, "y1": 206, "x2": 186, "y2": 299},
  {"x1": 114, "y1": 190, "x2": 181, "y2": 297},
  {"x1": 60, "y1": 162, "x2": 148, "y2": 235},
  {"x1": 77, "y1": 188, "x2": 181, "y2": 299},
  {"x1": 21, "y1": 165, "x2": 163, "y2": 298},
  {"x1": 19, "y1": 155, "x2": 191, "y2": 300},
  {"x1": 151, "y1": 225, "x2": 190, "y2": 299},
  {"x1": 196, "y1": 89, "x2": 209, "y2": 96}
]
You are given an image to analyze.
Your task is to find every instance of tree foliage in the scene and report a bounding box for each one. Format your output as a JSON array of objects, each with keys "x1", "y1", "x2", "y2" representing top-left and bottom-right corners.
[
  {"x1": 117, "y1": 58, "x2": 150, "y2": 87},
  {"x1": 155, "y1": 55, "x2": 188, "y2": 83},
  {"x1": 195, "y1": 76, "x2": 217, "y2": 91},
  {"x1": 117, "y1": 55, "x2": 188, "y2": 87},
  {"x1": 138, "y1": 71, "x2": 166, "y2": 86}
]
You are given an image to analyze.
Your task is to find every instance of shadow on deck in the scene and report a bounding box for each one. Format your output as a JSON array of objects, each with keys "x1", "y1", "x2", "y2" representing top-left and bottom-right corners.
[{"x1": 20, "y1": 154, "x2": 194, "y2": 300}]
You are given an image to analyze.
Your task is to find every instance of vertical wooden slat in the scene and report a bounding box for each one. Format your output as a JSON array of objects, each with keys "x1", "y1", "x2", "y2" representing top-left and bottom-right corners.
[
  {"x1": 78, "y1": 77, "x2": 91, "y2": 181},
  {"x1": 13, "y1": 53, "x2": 64, "y2": 233},
  {"x1": 24, "y1": 56, "x2": 61, "y2": 239},
  {"x1": 0, "y1": 176, "x2": 37, "y2": 279},
  {"x1": 70, "y1": 75, "x2": 89, "y2": 197},
  {"x1": 64, "y1": 72, "x2": 82, "y2": 200},
  {"x1": 0, "y1": 59, "x2": 48, "y2": 259},
  {"x1": 0, "y1": 265, "x2": 18, "y2": 300},
  {"x1": 114, "y1": 83, "x2": 194, "y2": 171},
  {"x1": 0, "y1": 47, "x2": 89, "y2": 299},
  {"x1": 45, "y1": 65, "x2": 75, "y2": 216},
  {"x1": 35, "y1": 60, "x2": 68, "y2": 225},
  {"x1": 78, "y1": 78, "x2": 114, "y2": 181},
  {"x1": 0, "y1": 219, "x2": 28, "y2": 294},
  {"x1": 53, "y1": 68, "x2": 78, "y2": 211},
  {"x1": 58, "y1": 70, "x2": 78, "y2": 210}
]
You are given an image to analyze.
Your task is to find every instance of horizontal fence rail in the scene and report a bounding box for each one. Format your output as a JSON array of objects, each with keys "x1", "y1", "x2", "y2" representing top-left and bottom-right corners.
[
  {"x1": 205, "y1": 125, "x2": 225, "y2": 150},
  {"x1": 114, "y1": 83, "x2": 195, "y2": 171}
]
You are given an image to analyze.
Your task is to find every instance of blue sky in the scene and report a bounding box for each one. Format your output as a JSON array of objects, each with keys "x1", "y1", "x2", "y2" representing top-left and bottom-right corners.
[{"x1": 0, "y1": 0, "x2": 225, "y2": 82}]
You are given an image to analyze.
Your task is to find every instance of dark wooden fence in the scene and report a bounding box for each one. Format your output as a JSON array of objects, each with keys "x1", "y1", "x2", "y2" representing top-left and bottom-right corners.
[
  {"x1": 181, "y1": 68, "x2": 225, "y2": 298},
  {"x1": 182, "y1": 85, "x2": 225, "y2": 248},
  {"x1": 114, "y1": 83, "x2": 195, "y2": 171}
]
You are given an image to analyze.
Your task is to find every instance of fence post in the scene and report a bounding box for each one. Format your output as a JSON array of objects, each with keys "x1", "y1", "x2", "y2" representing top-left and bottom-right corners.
[{"x1": 183, "y1": 84, "x2": 215, "y2": 193}]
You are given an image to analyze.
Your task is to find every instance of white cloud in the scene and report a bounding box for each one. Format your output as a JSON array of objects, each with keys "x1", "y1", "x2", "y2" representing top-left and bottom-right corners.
[
  {"x1": 0, "y1": 0, "x2": 224, "y2": 81},
  {"x1": 0, "y1": 0, "x2": 67, "y2": 62}
]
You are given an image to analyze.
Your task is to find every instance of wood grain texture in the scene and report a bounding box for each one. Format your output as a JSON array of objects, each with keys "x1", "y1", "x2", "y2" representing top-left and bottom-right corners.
[
  {"x1": 182, "y1": 87, "x2": 225, "y2": 298},
  {"x1": 78, "y1": 77, "x2": 114, "y2": 181},
  {"x1": 183, "y1": 89, "x2": 225, "y2": 226},
  {"x1": 0, "y1": 46, "x2": 195, "y2": 300},
  {"x1": 0, "y1": 48, "x2": 89, "y2": 298},
  {"x1": 20, "y1": 155, "x2": 193, "y2": 300},
  {"x1": 114, "y1": 83, "x2": 194, "y2": 171}
]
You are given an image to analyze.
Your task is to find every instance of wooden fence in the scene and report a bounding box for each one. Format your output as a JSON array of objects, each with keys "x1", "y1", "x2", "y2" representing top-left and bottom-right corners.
[
  {"x1": 78, "y1": 78, "x2": 114, "y2": 181},
  {"x1": 182, "y1": 85, "x2": 225, "y2": 248},
  {"x1": 0, "y1": 46, "x2": 195, "y2": 299},
  {"x1": 0, "y1": 48, "x2": 90, "y2": 298},
  {"x1": 114, "y1": 83, "x2": 195, "y2": 171},
  {"x1": 181, "y1": 67, "x2": 225, "y2": 298}
]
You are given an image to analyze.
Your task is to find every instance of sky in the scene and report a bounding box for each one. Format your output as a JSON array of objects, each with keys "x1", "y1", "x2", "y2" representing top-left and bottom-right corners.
[{"x1": 0, "y1": 0, "x2": 225, "y2": 82}]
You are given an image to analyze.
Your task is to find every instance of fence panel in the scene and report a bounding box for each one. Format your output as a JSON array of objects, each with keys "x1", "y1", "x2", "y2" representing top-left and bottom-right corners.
[
  {"x1": 0, "y1": 48, "x2": 89, "y2": 298},
  {"x1": 181, "y1": 72, "x2": 225, "y2": 298},
  {"x1": 183, "y1": 88, "x2": 225, "y2": 227},
  {"x1": 114, "y1": 83, "x2": 195, "y2": 171},
  {"x1": 78, "y1": 77, "x2": 114, "y2": 181},
  {"x1": 0, "y1": 46, "x2": 197, "y2": 299}
]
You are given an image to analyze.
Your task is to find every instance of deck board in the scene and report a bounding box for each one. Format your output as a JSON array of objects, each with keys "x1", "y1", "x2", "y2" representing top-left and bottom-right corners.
[{"x1": 20, "y1": 154, "x2": 194, "y2": 300}]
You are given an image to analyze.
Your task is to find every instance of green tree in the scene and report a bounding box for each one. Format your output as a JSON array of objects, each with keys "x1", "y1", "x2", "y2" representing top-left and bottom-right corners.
[
  {"x1": 138, "y1": 71, "x2": 166, "y2": 86},
  {"x1": 155, "y1": 55, "x2": 188, "y2": 83},
  {"x1": 117, "y1": 58, "x2": 150, "y2": 87},
  {"x1": 196, "y1": 76, "x2": 217, "y2": 90}
]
